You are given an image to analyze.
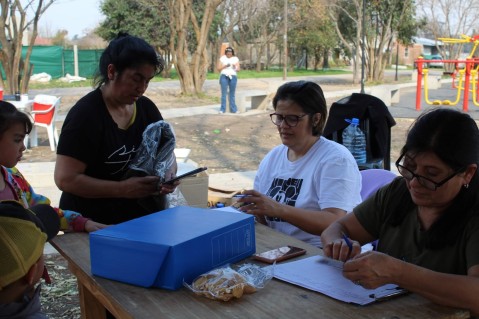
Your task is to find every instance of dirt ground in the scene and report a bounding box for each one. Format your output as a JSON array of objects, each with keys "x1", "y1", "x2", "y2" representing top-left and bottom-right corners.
[
  {"x1": 22, "y1": 84, "x2": 413, "y2": 173},
  {"x1": 33, "y1": 83, "x2": 413, "y2": 319}
]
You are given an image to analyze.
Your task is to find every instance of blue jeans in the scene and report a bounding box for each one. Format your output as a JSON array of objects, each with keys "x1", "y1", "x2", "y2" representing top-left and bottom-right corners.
[{"x1": 220, "y1": 75, "x2": 238, "y2": 113}]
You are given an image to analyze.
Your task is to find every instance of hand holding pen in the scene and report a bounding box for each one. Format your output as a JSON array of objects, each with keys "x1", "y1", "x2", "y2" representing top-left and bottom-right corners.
[
  {"x1": 323, "y1": 230, "x2": 361, "y2": 262},
  {"x1": 340, "y1": 231, "x2": 361, "y2": 261},
  {"x1": 233, "y1": 190, "x2": 268, "y2": 224}
]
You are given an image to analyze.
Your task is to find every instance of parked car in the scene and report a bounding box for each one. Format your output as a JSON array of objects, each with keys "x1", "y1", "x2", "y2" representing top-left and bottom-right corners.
[
  {"x1": 413, "y1": 54, "x2": 443, "y2": 69},
  {"x1": 427, "y1": 54, "x2": 444, "y2": 68}
]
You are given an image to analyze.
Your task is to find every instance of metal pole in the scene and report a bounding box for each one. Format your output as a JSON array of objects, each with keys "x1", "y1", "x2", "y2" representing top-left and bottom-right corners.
[
  {"x1": 395, "y1": 40, "x2": 399, "y2": 81},
  {"x1": 283, "y1": 0, "x2": 287, "y2": 80},
  {"x1": 74, "y1": 45, "x2": 79, "y2": 77},
  {"x1": 360, "y1": 0, "x2": 366, "y2": 93}
]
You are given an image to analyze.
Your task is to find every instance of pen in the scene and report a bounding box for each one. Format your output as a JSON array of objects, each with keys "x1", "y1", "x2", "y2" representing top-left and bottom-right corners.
[
  {"x1": 341, "y1": 232, "x2": 353, "y2": 251},
  {"x1": 233, "y1": 194, "x2": 251, "y2": 198}
]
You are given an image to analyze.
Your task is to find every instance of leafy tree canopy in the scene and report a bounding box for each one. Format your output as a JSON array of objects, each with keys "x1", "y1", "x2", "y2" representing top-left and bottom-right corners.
[{"x1": 97, "y1": 0, "x2": 169, "y2": 52}]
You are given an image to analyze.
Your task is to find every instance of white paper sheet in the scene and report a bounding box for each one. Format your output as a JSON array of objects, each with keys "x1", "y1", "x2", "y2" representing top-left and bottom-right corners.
[
  {"x1": 212, "y1": 206, "x2": 243, "y2": 214},
  {"x1": 273, "y1": 255, "x2": 406, "y2": 305}
]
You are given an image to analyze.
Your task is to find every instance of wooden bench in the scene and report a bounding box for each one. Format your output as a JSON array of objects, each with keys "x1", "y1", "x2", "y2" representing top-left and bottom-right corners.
[{"x1": 237, "y1": 90, "x2": 269, "y2": 112}]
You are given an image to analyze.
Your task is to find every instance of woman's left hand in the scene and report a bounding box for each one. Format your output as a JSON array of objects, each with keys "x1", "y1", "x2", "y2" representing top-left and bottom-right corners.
[
  {"x1": 157, "y1": 169, "x2": 179, "y2": 194},
  {"x1": 342, "y1": 251, "x2": 403, "y2": 289},
  {"x1": 157, "y1": 181, "x2": 178, "y2": 194}
]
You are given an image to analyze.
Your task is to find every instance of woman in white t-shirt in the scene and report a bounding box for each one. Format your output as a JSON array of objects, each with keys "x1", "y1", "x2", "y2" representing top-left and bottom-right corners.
[
  {"x1": 237, "y1": 81, "x2": 362, "y2": 248},
  {"x1": 217, "y1": 47, "x2": 240, "y2": 114}
]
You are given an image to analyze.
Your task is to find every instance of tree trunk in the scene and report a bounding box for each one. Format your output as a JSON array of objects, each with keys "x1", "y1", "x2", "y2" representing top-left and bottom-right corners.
[
  {"x1": 0, "y1": 0, "x2": 56, "y2": 94},
  {"x1": 322, "y1": 48, "x2": 330, "y2": 70},
  {"x1": 328, "y1": 0, "x2": 362, "y2": 84},
  {"x1": 167, "y1": 0, "x2": 223, "y2": 96}
]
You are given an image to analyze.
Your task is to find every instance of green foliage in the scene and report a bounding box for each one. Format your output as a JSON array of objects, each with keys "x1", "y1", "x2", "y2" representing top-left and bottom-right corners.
[
  {"x1": 287, "y1": 1, "x2": 338, "y2": 68},
  {"x1": 335, "y1": 0, "x2": 357, "y2": 45},
  {"x1": 97, "y1": 0, "x2": 169, "y2": 52},
  {"x1": 374, "y1": 0, "x2": 419, "y2": 46},
  {"x1": 51, "y1": 30, "x2": 69, "y2": 47}
]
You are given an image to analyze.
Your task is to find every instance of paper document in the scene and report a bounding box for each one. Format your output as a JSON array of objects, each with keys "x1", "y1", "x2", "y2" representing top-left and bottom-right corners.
[
  {"x1": 213, "y1": 206, "x2": 243, "y2": 214},
  {"x1": 273, "y1": 255, "x2": 407, "y2": 305}
]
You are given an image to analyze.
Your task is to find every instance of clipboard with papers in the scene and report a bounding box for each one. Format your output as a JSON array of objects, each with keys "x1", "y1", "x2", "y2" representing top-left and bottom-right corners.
[{"x1": 272, "y1": 255, "x2": 408, "y2": 305}]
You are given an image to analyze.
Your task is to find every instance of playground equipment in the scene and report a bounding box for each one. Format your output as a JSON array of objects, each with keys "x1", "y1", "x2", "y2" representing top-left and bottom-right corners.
[{"x1": 415, "y1": 34, "x2": 479, "y2": 112}]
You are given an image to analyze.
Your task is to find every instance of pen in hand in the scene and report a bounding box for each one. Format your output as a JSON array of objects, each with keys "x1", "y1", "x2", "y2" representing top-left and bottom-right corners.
[{"x1": 341, "y1": 232, "x2": 353, "y2": 251}]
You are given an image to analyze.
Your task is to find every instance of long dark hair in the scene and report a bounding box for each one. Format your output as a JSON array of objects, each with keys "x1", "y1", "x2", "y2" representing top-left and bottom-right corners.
[
  {"x1": 0, "y1": 101, "x2": 33, "y2": 137},
  {"x1": 272, "y1": 80, "x2": 327, "y2": 136},
  {"x1": 224, "y1": 47, "x2": 235, "y2": 56},
  {"x1": 94, "y1": 32, "x2": 164, "y2": 88},
  {"x1": 388, "y1": 108, "x2": 479, "y2": 249}
]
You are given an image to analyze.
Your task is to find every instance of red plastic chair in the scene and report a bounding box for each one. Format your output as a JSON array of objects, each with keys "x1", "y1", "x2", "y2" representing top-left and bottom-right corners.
[{"x1": 29, "y1": 95, "x2": 61, "y2": 151}]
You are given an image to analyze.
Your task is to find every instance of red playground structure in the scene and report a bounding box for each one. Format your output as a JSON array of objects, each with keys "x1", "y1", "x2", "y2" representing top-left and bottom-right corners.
[{"x1": 414, "y1": 34, "x2": 479, "y2": 112}]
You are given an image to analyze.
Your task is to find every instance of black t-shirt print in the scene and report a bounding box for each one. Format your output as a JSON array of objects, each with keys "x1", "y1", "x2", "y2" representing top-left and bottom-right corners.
[{"x1": 266, "y1": 177, "x2": 303, "y2": 222}]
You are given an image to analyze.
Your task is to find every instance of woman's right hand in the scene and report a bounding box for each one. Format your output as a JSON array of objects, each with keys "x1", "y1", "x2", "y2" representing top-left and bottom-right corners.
[
  {"x1": 85, "y1": 220, "x2": 109, "y2": 232},
  {"x1": 121, "y1": 176, "x2": 160, "y2": 198}
]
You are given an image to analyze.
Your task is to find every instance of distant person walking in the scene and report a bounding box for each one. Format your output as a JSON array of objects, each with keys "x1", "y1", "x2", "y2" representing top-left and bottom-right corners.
[{"x1": 217, "y1": 47, "x2": 240, "y2": 114}]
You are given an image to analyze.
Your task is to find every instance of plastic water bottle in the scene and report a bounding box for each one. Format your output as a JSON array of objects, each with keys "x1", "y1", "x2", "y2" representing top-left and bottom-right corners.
[{"x1": 342, "y1": 118, "x2": 367, "y2": 164}]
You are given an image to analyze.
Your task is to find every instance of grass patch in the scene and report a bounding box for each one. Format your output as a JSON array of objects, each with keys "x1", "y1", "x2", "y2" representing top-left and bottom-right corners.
[
  {"x1": 29, "y1": 79, "x2": 95, "y2": 90},
  {"x1": 206, "y1": 68, "x2": 350, "y2": 80},
  {"x1": 28, "y1": 68, "x2": 351, "y2": 90}
]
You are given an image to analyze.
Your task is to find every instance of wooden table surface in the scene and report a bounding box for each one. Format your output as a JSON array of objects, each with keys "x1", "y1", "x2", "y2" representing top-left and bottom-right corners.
[{"x1": 51, "y1": 223, "x2": 470, "y2": 319}]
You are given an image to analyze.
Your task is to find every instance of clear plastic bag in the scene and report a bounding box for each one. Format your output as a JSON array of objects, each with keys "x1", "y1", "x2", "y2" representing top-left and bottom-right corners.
[
  {"x1": 184, "y1": 263, "x2": 273, "y2": 301},
  {"x1": 124, "y1": 120, "x2": 188, "y2": 211},
  {"x1": 167, "y1": 187, "x2": 188, "y2": 207},
  {"x1": 126, "y1": 120, "x2": 176, "y2": 180}
]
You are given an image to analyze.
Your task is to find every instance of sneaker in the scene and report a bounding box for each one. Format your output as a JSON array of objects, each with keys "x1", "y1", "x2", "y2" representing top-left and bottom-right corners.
[
  {"x1": 233, "y1": 111, "x2": 240, "y2": 114},
  {"x1": 218, "y1": 111, "x2": 224, "y2": 114}
]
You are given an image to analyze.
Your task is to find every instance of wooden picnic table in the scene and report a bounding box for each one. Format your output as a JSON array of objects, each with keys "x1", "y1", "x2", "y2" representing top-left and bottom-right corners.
[{"x1": 51, "y1": 223, "x2": 470, "y2": 319}]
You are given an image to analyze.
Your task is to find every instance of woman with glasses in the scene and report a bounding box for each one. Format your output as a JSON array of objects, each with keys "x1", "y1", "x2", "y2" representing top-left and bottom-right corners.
[
  {"x1": 321, "y1": 108, "x2": 479, "y2": 315},
  {"x1": 237, "y1": 81, "x2": 362, "y2": 248},
  {"x1": 217, "y1": 46, "x2": 240, "y2": 114}
]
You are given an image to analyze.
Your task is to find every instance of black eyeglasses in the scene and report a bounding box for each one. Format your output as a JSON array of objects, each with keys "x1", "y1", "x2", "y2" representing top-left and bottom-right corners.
[
  {"x1": 395, "y1": 154, "x2": 464, "y2": 191},
  {"x1": 270, "y1": 113, "x2": 309, "y2": 127}
]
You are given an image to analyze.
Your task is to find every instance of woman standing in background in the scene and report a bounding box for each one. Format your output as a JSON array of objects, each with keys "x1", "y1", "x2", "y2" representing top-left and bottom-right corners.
[{"x1": 217, "y1": 47, "x2": 240, "y2": 114}]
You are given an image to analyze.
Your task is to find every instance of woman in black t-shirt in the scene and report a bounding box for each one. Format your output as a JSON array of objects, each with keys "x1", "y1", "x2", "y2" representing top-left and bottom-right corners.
[{"x1": 54, "y1": 33, "x2": 177, "y2": 225}]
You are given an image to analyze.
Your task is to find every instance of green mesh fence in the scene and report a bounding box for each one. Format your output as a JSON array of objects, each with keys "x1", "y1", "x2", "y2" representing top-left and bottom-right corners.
[
  {"x1": 63, "y1": 49, "x2": 103, "y2": 78},
  {"x1": 4, "y1": 46, "x2": 103, "y2": 79},
  {"x1": 25, "y1": 46, "x2": 64, "y2": 78}
]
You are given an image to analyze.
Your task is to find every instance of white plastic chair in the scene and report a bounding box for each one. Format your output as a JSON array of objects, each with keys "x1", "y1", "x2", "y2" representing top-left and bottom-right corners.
[{"x1": 29, "y1": 95, "x2": 61, "y2": 151}]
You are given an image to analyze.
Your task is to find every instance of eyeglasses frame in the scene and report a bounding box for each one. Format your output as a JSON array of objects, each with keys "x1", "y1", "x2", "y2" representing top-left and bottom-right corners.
[
  {"x1": 269, "y1": 113, "x2": 309, "y2": 127},
  {"x1": 395, "y1": 154, "x2": 464, "y2": 191}
]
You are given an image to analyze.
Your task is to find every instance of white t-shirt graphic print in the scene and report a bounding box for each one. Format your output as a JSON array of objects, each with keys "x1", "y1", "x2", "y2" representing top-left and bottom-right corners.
[{"x1": 254, "y1": 137, "x2": 362, "y2": 248}]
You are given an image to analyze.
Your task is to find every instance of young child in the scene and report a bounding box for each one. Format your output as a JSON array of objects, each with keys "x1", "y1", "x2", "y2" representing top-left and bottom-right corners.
[
  {"x1": 0, "y1": 200, "x2": 60, "y2": 318},
  {"x1": 0, "y1": 100, "x2": 106, "y2": 232}
]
